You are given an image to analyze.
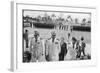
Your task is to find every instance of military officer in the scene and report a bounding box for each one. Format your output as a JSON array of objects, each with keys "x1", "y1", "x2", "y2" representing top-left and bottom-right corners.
[
  {"x1": 30, "y1": 31, "x2": 46, "y2": 62},
  {"x1": 79, "y1": 37, "x2": 86, "y2": 57},
  {"x1": 45, "y1": 31, "x2": 61, "y2": 61}
]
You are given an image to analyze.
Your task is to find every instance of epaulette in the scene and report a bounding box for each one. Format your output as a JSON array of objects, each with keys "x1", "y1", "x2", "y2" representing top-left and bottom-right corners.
[
  {"x1": 47, "y1": 38, "x2": 51, "y2": 40},
  {"x1": 31, "y1": 37, "x2": 34, "y2": 39},
  {"x1": 40, "y1": 38, "x2": 43, "y2": 40},
  {"x1": 56, "y1": 38, "x2": 60, "y2": 41}
]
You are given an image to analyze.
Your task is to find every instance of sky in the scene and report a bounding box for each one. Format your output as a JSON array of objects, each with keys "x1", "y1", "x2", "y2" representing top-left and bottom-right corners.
[{"x1": 23, "y1": 10, "x2": 91, "y2": 22}]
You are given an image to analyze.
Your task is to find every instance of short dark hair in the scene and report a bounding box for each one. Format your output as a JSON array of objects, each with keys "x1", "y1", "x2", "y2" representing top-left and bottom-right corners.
[
  {"x1": 81, "y1": 37, "x2": 84, "y2": 41},
  {"x1": 72, "y1": 37, "x2": 77, "y2": 42},
  {"x1": 25, "y1": 30, "x2": 28, "y2": 32},
  {"x1": 68, "y1": 33, "x2": 70, "y2": 37}
]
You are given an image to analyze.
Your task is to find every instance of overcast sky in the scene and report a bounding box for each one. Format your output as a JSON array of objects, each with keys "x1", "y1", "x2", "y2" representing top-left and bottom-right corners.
[{"x1": 23, "y1": 10, "x2": 91, "y2": 22}]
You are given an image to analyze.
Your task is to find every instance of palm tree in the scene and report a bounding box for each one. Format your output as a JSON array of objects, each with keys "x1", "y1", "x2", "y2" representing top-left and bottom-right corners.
[
  {"x1": 82, "y1": 18, "x2": 86, "y2": 26},
  {"x1": 82, "y1": 18, "x2": 86, "y2": 22},
  {"x1": 51, "y1": 14, "x2": 56, "y2": 18},
  {"x1": 75, "y1": 18, "x2": 78, "y2": 24},
  {"x1": 67, "y1": 15, "x2": 73, "y2": 24}
]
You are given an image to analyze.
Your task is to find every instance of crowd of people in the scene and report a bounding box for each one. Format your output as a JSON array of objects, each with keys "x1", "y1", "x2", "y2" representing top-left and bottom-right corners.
[{"x1": 23, "y1": 29, "x2": 90, "y2": 62}]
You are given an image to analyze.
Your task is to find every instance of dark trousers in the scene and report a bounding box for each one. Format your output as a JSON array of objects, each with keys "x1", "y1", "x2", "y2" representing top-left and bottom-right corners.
[
  {"x1": 45, "y1": 55, "x2": 50, "y2": 61},
  {"x1": 81, "y1": 49, "x2": 85, "y2": 56},
  {"x1": 76, "y1": 50, "x2": 81, "y2": 58},
  {"x1": 59, "y1": 53, "x2": 65, "y2": 61},
  {"x1": 23, "y1": 51, "x2": 31, "y2": 62},
  {"x1": 25, "y1": 40, "x2": 28, "y2": 48}
]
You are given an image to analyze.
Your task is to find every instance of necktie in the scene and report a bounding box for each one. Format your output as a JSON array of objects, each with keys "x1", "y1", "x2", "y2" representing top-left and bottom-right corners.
[
  {"x1": 35, "y1": 38, "x2": 37, "y2": 43},
  {"x1": 52, "y1": 39, "x2": 54, "y2": 43}
]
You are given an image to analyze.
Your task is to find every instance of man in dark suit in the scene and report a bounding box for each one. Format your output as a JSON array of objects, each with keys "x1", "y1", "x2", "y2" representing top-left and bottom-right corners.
[
  {"x1": 59, "y1": 37, "x2": 67, "y2": 61},
  {"x1": 23, "y1": 30, "x2": 29, "y2": 48}
]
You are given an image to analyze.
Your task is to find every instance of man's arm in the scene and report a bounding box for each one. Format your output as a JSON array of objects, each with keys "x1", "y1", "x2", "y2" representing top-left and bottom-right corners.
[
  {"x1": 58, "y1": 41, "x2": 61, "y2": 54},
  {"x1": 29, "y1": 38, "x2": 33, "y2": 53},
  {"x1": 45, "y1": 40, "x2": 49, "y2": 56}
]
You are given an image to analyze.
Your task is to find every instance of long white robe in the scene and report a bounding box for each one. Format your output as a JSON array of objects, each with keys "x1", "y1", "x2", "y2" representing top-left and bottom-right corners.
[{"x1": 64, "y1": 41, "x2": 77, "y2": 60}]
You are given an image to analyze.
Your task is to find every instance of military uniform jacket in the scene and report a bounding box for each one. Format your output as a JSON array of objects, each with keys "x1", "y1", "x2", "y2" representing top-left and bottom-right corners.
[
  {"x1": 45, "y1": 38, "x2": 61, "y2": 61},
  {"x1": 30, "y1": 37, "x2": 45, "y2": 61}
]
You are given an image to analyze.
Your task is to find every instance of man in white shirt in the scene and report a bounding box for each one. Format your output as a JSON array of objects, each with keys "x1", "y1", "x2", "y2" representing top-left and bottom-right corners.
[
  {"x1": 45, "y1": 31, "x2": 61, "y2": 61},
  {"x1": 30, "y1": 31, "x2": 46, "y2": 62}
]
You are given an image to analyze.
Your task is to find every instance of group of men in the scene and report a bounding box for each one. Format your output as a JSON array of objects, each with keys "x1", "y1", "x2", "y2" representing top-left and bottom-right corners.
[{"x1": 23, "y1": 29, "x2": 86, "y2": 62}]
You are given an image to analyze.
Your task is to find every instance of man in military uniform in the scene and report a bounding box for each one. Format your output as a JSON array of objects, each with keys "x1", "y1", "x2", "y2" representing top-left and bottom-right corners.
[
  {"x1": 79, "y1": 37, "x2": 86, "y2": 57},
  {"x1": 30, "y1": 31, "x2": 46, "y2": 62},
  {"x1": 45, "y1": 31, "x2": 60, "y2": 61}
]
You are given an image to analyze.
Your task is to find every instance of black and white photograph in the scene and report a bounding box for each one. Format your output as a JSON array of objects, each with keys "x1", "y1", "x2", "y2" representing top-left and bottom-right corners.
[
  {"x1": 23, "y1": 10, "x2": 91, "y2": 62},
  {"x1": 10, "y1": 2, "x2": 97, "y2": 71}
]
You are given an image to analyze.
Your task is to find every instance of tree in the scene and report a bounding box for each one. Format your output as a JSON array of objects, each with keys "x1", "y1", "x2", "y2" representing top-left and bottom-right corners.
[
  {"x1": 75, "y1": 18, "x2": 78, "y2": 24},
  {"x1": 51, "y1": 14, "x2": 56, "y2": 18},
  {"x1": 67, "y1": 15, "x2": 73, "y2": 23},
  {"x1": 81, "y1": 18, "x2": 86, "y2": 26},
  {"x1": 82, "y1": 18, "x2": 86, "y2": 23}
]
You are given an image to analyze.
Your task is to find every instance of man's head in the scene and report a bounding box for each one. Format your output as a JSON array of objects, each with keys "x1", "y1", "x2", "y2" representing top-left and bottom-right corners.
[
  {"x1": 61, "y1": 37, "x2": 65, "y2": 42},
  {"x1": 34, "y1": 31, "x2": 39, "y2": 39},
  {"x1": 72, "y1": 37, "x2": 77, "y2": 43},
  {"x1": 51, "y1": 31, "x2": 56, "y2": 39},
  {"x1": 81, "y1": 37, "x2": 84, "y2": 41},
  {"x1": 25, "y1": 30, "x2": 28, "y2": 33}
]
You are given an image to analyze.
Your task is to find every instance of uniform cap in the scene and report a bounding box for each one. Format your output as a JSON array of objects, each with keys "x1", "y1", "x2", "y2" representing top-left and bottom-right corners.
[{"x1": 34, "y1": 31, "x2": 39, "y2": 36}]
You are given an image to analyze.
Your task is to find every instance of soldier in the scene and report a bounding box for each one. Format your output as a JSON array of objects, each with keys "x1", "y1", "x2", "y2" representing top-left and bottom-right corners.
[
  {"x1": 30, "y1": 31, "x2": 46, "y2": 62},
  {"x1": 45, "y1": 31, "x2": 60, "y2": 61},
  {"x1": 79, "y1": 37, "x2": 86, "y2": 57},
  {"x1": 23, "y1": 30, "x2": 29, "y2": 48}
]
